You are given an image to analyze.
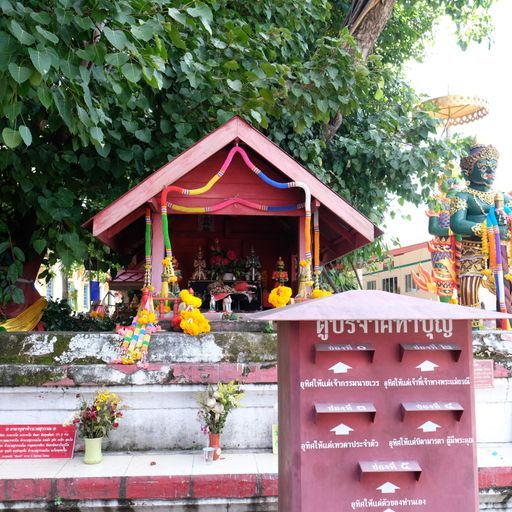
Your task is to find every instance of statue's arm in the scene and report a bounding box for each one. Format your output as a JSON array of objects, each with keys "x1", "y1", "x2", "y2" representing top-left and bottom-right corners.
[{"x1": 449, "y1": 195, "x2": 482, "y2": 238}]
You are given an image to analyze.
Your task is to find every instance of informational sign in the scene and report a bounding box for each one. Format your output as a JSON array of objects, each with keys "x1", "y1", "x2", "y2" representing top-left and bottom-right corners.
[
  {"x1": 473, "y1": 359, "x2": 494, "y2": 389},
  {"x1": 0, "y1": 424, "x2": 76, "y2": 459},
  {"x1": 278, "y1": 318, "x2": 478, "y2": 512}
]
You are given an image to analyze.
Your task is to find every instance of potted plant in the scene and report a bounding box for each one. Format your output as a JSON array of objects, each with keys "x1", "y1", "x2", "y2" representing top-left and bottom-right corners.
[
  {"x1": 197, "y1": 381, "x2": 244, "y2": 460},
  {"x1": 71, "y1": 389, "x2": 123, "y2": 464}
]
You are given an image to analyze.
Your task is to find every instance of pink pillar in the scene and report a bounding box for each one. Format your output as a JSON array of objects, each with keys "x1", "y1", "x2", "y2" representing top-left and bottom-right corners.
[
  {"x1": 298, "y1": 215, "x2": 306, "y2": 261},
  {"x1": 151, "y1": 212, "x2": 164, "y2": 293}
]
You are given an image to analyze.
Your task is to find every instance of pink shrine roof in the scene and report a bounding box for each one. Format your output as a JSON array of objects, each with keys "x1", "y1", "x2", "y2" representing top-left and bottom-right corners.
[
  {"x1": 85, "y1": 115, "x2": 382, "y2": 262},
  {"x1": 252, "y1": 290, "x2": 512, "y2": 321}
]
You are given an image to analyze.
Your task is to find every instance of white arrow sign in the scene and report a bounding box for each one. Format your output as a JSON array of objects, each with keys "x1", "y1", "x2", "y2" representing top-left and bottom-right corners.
[
  {"x1": 377, "y1": 482, "x2": 400, "y2": 494},
  {"x1": 418, "y1": 421, "x2": 441, "y2": 433},
  {"x1": 330, "y1": 423, "x2": 353, "y2": 436},
  {"x1": 416, "y1": 360, "x2": 439, "y2": 372},
  {"x1": 329, "y1": 362, "x2": 352, "y2": 374},
  {"x1": 383, "y1": 509, "x2": 396, "y2": 512}
]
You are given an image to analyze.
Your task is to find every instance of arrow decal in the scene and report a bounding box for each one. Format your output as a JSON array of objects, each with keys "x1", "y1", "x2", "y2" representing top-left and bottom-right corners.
[
  {"x1": 328, "y1": 362, "x2": 352, "y2": 374},
  {"x1": 416, "y1": 360, "x2": 439, "y2": 372},
  {"x1": 377, "y1": 482, "x2": 400, "y2": 494},
  {"x1": 418, "y1": 421, "x2": 441, "y2": 433},
  {"x1": 330, "y1": 423, "x2": 353, "y2": 436}
]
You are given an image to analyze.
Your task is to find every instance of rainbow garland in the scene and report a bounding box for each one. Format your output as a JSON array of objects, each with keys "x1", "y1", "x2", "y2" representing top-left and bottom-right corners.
[
  {"x1": 117, "y1": 207, "x2": 159, "y2": 364},
  {"x1": 160, "y1": 145, "x2": 318, "y2": 290},
  {"x1": 485, "y1": 206, "x2": 512, "y2": 329}
]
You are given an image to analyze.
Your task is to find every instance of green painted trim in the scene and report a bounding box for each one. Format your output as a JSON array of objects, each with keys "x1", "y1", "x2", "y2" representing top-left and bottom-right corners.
[{"x1": 364, "y1": 258, "x2": 431, "y2": 277}]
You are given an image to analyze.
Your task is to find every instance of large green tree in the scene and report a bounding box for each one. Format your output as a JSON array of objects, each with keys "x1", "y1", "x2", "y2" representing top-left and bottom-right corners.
[{"x1": 0, "y1": 0, "x2": 497, "y2": 309}]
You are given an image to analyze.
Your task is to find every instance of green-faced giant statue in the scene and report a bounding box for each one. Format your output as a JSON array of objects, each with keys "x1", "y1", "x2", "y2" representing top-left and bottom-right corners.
[{"x1": 449, "y1": 144, "x2": 512, "y2": 313}]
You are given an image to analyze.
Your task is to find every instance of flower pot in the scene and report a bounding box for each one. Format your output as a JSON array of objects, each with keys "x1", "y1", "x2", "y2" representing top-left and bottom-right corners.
[
  {"x1": 83, "y1": 437, "x2": 103, "y2": 464},
  {"x1": 208, "y1": 433, "x2": 221, "y2": 461}
]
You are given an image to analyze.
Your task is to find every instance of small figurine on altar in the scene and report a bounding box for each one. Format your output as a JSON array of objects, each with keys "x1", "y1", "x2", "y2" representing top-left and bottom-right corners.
[
  {"x1": 272, "y1": 256, "x2": 289, "y2": 287},
  {"x1": 223, "y1": 295, "x2": 232, "y2": 313},
  {"x1": 209, "y1": 295, "x2": 216, "y2": 312},
  {"x1": 191, "y1": 247, "x2": 208, "y2": 281},
  {"x1": 170, "y1": 256, "x2": 182, "y2": 295},
  {"x1": 245, "y1": 247, "x2": 261, "y2": 282}
]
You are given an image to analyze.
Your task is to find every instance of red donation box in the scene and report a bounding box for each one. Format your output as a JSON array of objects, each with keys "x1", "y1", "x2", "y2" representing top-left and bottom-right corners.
[{"x1": 254, "y1": 290, "x2": 512, "y2": 512}]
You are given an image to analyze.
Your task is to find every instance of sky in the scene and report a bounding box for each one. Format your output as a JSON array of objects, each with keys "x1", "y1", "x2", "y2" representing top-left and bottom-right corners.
[{"x1": 388, "y1": 0, "x2": 512, "y2": 247}]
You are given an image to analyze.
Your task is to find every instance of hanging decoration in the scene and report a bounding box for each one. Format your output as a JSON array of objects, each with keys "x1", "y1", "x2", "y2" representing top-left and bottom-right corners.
[
  {"x1": 482, "y1": 195, "x2": 512, "y2": 330},
  {"x1": 160, "y1": 145, "x2": 316, "y2": 295},
  {"x1": 117, "y1": 208, "x2": 160, "y2": 365}
]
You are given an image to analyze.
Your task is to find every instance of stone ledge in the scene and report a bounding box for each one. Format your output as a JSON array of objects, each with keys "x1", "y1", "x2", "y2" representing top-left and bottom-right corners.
[
  {"x1": 0, "y1": 362, "x2": 277, "y2": 387},
  {"x1": 0, "y1": 331, "x2": 277, "y2": 367}
]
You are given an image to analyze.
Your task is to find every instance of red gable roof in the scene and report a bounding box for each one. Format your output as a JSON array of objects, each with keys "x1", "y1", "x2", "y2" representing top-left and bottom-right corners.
[{"x1": 85, "y1": 115, "x2": 382, "y2": 261}]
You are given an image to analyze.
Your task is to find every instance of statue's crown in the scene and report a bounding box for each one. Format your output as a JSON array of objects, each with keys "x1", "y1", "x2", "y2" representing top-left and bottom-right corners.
[{"x1": 460, "y1": 144, "x2": 499, "y2": 171}]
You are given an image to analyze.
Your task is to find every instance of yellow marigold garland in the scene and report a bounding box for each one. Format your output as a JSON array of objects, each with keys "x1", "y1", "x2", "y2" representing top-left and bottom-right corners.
[
  {"x1": 269, "y1": 286, "x2": 293, "y2": 308},
  {"x1": 178, "y1": 289, "x2": 210, "y2": 335},
  {"x1": 311, "y1": 288, "x2": 332, "y2": 299}
]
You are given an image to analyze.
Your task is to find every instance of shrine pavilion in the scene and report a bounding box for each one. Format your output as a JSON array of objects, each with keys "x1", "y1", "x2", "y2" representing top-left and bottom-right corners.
[{"x1": 85, "y1": 116, "x2": 381, "y2": 305}]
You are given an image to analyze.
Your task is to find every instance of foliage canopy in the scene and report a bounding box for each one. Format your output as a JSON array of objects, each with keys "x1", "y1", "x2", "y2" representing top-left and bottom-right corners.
[{"x1": 0, "y1": 0, "x2": 497, "y2": 295}]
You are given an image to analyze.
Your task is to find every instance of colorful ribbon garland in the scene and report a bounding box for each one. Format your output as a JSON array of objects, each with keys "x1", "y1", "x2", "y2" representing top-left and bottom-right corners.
[
  {"x1": 486, "y1": 206, "x2": 512, "y2": 329},
  {"x1": 159, "y1": 145, "x2": 316, "y2": 291}
]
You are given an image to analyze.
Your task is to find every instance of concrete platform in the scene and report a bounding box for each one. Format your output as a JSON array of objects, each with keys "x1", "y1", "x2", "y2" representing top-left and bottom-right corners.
[{"x1": 1, "y1": 447, "x2": 511, "y2": 510}]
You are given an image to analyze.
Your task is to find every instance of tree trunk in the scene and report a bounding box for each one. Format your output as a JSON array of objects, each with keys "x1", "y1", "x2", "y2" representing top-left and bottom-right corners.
[
  {"x1": 349, "y1": 0, "x2": 397, "y2": 61},
  {"x1": 4, "y1": 257, "x2": 42, "y2": 318},
  {"x1": 324, "y1": 0, "x2": 397, "y2": 143}
]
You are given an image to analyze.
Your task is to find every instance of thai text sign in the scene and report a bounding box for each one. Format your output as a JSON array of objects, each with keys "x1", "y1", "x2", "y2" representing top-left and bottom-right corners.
[
  {"x1": 278, "y1": 318, "x2": 477, "y2": 512},
  {"x1": 0, "y1": 424, "x2": 76, "y2": 459}
]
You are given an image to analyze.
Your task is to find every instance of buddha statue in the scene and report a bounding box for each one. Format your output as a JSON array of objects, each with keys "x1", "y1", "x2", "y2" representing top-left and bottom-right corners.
[{"x1": 448, "y1": 144, "x2": 512, "y2": 311}]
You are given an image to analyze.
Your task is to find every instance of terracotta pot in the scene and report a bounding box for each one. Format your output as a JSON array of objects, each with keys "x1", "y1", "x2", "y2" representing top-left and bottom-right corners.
[
  {"x1": 208, "y1": 433, "x2": 221, "y2": 461},
  {"x1": 83, "y1": 437, "x2": 103, "y2": 464}
]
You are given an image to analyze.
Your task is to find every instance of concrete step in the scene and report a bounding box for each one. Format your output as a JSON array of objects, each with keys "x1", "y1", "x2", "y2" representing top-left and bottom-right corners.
[{"x1": 1, "y1": 446, "x2": 512, "y2": 510}]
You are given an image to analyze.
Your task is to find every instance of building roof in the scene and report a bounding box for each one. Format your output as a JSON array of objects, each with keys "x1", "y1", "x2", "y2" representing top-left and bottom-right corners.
[
  {"x1": 84, "y1": 115, "x2": 382, "y2": 261},
  {"x1": 251, "y1": 290, "x2": 512, "y2": 321},
  {"x1": 388, "y1": 241, "x2": 428, "y2": 257}
]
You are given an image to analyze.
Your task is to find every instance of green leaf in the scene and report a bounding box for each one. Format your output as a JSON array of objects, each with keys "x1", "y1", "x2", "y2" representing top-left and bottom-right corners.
[
  {"x1": 8, "y1": 63, "x2": 32, "y2": 84},
  {"x1": 11, "y1": 287, "x2": 24, "y2": 304},
  {"x1": 223, "y1": 60, "x2": 239, "y2": 70},
  {"x1": 217, "y1": 110, "x2": 234, "y2": 124},
  {"x1": 12, "y1": 246, "x2": 25, "y2": 262},
  {"x1": 260, "y1": 62, "x2": 274, "y2": 77},
  {"x1": 18, "y1": 125, "x2": 32, "y2": 146},
  {"x1": 105, "y1": 52, "x2": 129, "y2": 67},
  {"x1": 168, "y1": 8, "x2": 187, "y2": 26},
  {"x1": 250, "y1": 110, "x2": 262, "y2": 123},
  {"x1": 89, "y1": 126, "x2": 104, "y2": 144},
  {"x1": 10, "y1": 20, "x2": 35, "y2": 45},
  {"x1": 121, "y1": 63, "x2": 141, "y2": 83},
  {"x1": 131, "y1": 23, "x2": 155, "y2": 42},
  {"x1": 37, "y1": 87, "x2": 52, "y2": 109},
  {"x1": 35, "y1": 25, "x2": 59, "y2": 44},
  {"x1": 30, "y1": 12, "x2": 51, "y2": 25},
  {"x1": 374, "y1": 88, "x2": 384, "y2": 101},
  {"x1": 32, "y1": 239, "x2": 47, "y2": 254},
  {"x1": 227, "y1": 79, "x2": 242, "y2": 92},
  {"x1": 104, "y1": 27, "x2": 128, "y2": 51},
  {"x1": 135, "y1": 128, "x2": 151, "y2": 143},
  {"x1": 168, "y1": 24, "x2": 186, "y2": 50},
  {"x1": 0, "y1": 31, "x2": 18, "y2": 68},
  {"x1": 2, "y1": 127, "x2": 22, "y2": 148},
  {"x1": 186, "y1": 4, "x2": 213, "y2": 35},
  {"x1": 28, "y1": 48, "x2": 52, "y2": 75}
]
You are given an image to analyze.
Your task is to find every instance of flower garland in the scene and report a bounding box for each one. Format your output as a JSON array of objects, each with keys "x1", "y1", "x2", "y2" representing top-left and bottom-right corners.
[
  {"x1": 482, "y1": 204, "x2": 512, "y2": 329},
  {"x1": 311, "y1": 288, "x2": 332, "y2": 299},
  {"x1": 269, "y1": 286, "x2": 293, "y2": 308},
  {"x1": 178, "y1": 289, "x2": 210, "y2": 336},
  {"x1": 117, "y1": 208, "x2": 160, "y2": 365}
]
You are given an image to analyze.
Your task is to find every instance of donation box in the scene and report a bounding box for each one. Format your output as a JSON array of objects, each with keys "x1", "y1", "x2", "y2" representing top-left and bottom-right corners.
[{"x1": 255, "y1": 290, "x2": 511, "y2": 512}]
